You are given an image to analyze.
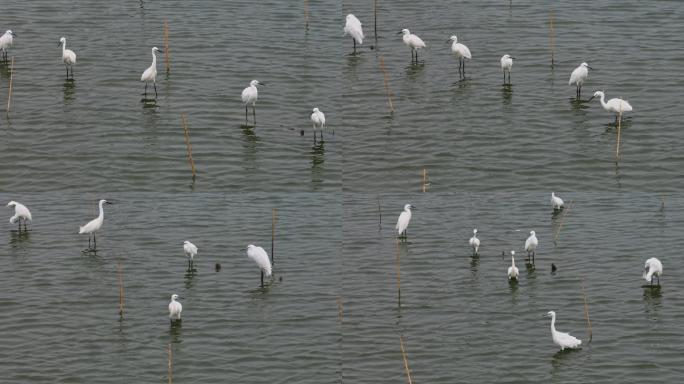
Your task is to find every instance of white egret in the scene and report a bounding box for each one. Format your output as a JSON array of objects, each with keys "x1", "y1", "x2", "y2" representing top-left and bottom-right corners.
[
  {"x1": 310, "y1": 107, "x2": 326, "y2": 142},
  {"x1": 469, "y1": 228, "x2": 480, "y2": 256},
  {"x1": 399, "y1": 29, "x2": 426, "y2": 62},
  {"x1": 241, "y1": 79, "x2": 265, "y2": 123},
  {"x1": 395, "y1": 204, "x2": 414, "y2": 239},
  {"x1": 551, "y1": 192, "x2": 564, "y2": 211},
  {"x1": 568, "y1": 62, "x2": 592, "y2": 99},
  {"x1": 7, "y1": 201, "x2": 32, "y2": 232},
  {"x1": 0, "y1": 30, "x2": 16, "y2": 61},
  {"x1": 183, "y1": 241, "x2": 198, "y2": 271},
  {"x1": 588, "y1": 90, "x2": 633, "y2": 125},
  {"x1": 448, "y1": 35, "x2": 471, "y2": 78},
  {"x1": 344, "y1": 14, "x2": 364, "y2": 54},
  {"x1": 58, "y1": 37, "x2": 76, "y2": 79},
  {"x1": 525, "y1": 230, "x2": 538, "y2": 263},
  {"x1": 545, "y1": 311, "x2": 582, "y2": 350},
  {"x1": 140, "y1": 46, "x2": 163, "y2": 98},
  {"x1": 643, "y1": 257, "x2": 662, "y2": 287},
  {"x1": 500, "y1": 54, "x2": 514, "y2": 85},
  {"x1": 168, "y1": 294, "x2": 183, "y2": 323},
  {"x1": 246, "y1": 244, "x2": 272, "y2": 288},
  {"x1": 78, "y1": 199, "x2": 111, "y2": 250},
  {"x1": 508, "y1": 251, "x2": 519, "y2": 280}
]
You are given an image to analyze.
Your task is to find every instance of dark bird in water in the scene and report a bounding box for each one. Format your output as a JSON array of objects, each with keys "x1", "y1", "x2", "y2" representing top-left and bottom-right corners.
[
  {"x1": 551, "y1": 263, "x2": 557, "y2": 273},
  {"x1": 215, "y1": 263, "x2": 221, "y2": 272}
]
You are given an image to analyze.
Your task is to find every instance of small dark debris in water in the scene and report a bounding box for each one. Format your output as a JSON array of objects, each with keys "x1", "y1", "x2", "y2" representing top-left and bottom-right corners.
[
  {"x1": 300, "y1": 129, "x2": 304, "y2": 136},
  {"x1": 551, "y1": 263, "x2": 557, "y2": 274},
  {"x1": 370, "y1": 45, "x2": 375, "y2": 50},
  {"x1": 279, "y1": 276, "x2": 283, "y2": 282},
  {"x1": 215, "y1": 263, "x2": 221, "y2": 272}
]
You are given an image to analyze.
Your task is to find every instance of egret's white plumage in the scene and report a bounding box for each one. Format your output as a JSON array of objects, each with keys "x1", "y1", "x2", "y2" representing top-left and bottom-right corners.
[
  {"x1": 311, "y1": 107, "x2": 326, "y2": 141},
  {"x1": 7, "y1": 201, "x2": 32, "y2": 230},
  {"x1": 643, "y1": 257, "x2": 662, "y2": 286},
  {"x1": 396, "y1": 204, "x2": 414, "y2": 238},
  {"x1": 400, "y1": 29, "x2": 426, "y2": 61},
  {"x1": 525, "y1": 230, "x2": 538, "y2": 262},
  {"x1": 449, "y1": 35, "x2": 471, "y2": 79},
  {"x1": 344, "y1": 14, "x2": 364, "y2": 53},
  {"x1": 469, "y1": 228, "x2": 480, "y2": 255},
  {"x1": 546, "y1": 311, "x2": 582, "y2": 350},
  {"x1": 500, "y1": 54, "x2": 513, "y2": 84},
  {"x1": 184, "y1": 241, "x2": 198, "y2": 270},
  {"x1": 569, "y1": 62, "x2": 591, "y2": 99},
  {"x1": 508, "y1": 251, "x2": 519, "y2": 280},
  {"x1": 246, "y1": 244, "x2": 272, "y2": 287},
  {"x1": 0, "y1": 30, "x2": 16, "y2": 60},
  {"x1": 79, "y1": 199, "x2": 111, "y2": 249},
  {"x1": 59, "y1": 37, "x2": 76, "y2": 78},
  {"x1": 551, "y1": 192, "x2": 564, "y2": 211},
  {"x1": 141, "y1": 47, "x2": 162, "y2": 97},
  {"x1": 241, "y1": 80, "x2": 264, "y2": 123},
  {"x1": 588, "y1": 91, "x2": 633, "y2": 124},
  {"x1": 168, "y1": 294, "x2": 183, "y2": 322}
]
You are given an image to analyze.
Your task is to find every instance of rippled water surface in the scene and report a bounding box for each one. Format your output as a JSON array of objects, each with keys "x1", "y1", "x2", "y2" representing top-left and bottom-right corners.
[{"x1": 1, "y1": 0, "x2": 683, "y2": 383}]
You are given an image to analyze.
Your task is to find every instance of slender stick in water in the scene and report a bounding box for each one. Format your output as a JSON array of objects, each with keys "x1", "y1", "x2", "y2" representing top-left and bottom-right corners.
[
  {"x1": 180, "y1": 113, "x2": 196, "y2": 180},
  {"x1": 421, "y1": 168, "x2": 428, "y2": 192},
  {"x1": 163, "y1": 19, "x2": 170, "y2": 73},
  {"x1": 7, "y1": 57, "x2": 14, "y2": 113},
  {"x1": 553, "y1": 199, "x2": 573, "y2": 245},
  {"x1": 304, "y1": 0, "x2": 309, "y2": 31},
  {"x1": 374, "y1": 0, "x2": 378, "y2": 42},
  {"x1": 582, "y1": 282, "x2": 593, "y2": 343},
  {"x1": 167, "y1": 344, "x2": 173, "y2": 384},
  {"x1": 377, "y1": 194, "x2": 382, "y2": 230},
  {"x1": 399, "y1": 335, "x2": 414, "y2": 384},
  {"x1": 549, "y1": 11, "x2": 555, "y2": 67},
  {"x1": 271, "y1": 208, "x2": 276, "y2": 264},
  {"x1": 337, "y1": 296, "x2": 343, "y2": 322},
  {"x1": 117, "y1": 262, "x2": 125, "y2": 318},
  {"x1": 379, "y1": 57, "x2": 394, "y2": 113}
]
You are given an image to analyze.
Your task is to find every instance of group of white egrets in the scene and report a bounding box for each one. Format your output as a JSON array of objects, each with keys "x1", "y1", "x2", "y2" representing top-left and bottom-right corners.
[
  {"x1": 344, "y1": 15, "x2": 633, "y2": 123},
  {"x1": 6, "y1": 199, "x2": 274, "y2": 325},
  {"x1": 392, "y1": 192, "x2": 663, "y2": 351}
]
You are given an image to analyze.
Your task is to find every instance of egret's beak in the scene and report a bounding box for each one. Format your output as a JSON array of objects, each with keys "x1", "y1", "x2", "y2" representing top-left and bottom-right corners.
[
  {"x1": 57, "y1": 41, "x2": 62, "y2": 47},
  {"x1": 259, "y1": 82, "x2": 266, "y2": 86},
  {"x1": 445, "y1": 39, "x2": 452, "y2": 43},
  {"x1": 105, "y1": 201, "x2": 113, "y2": 205},
  {"x1": 587, "y1": 95, "x2": 595, "y2": 102},
  {"x1": 240, "y1": 247, "x2": 247, "y2": 251},
  {"x1": 410, "y1": 205, "x2": 416, "y2": 210},
  {"x1": 511, "y1": 57, "x2": 517, "y2": 60},
  {"x1": 12, "y1": 32, "x2": 17, "y2": 37},
  {"x1": 158, "y1": 49, "x2": 164, "y2": 53},
  {"x1": 587, "y1": 65, "x2": 593, "y2": 70},
  {"x1": 397, "y1": 31, "x2": 403, "y2": 35}
]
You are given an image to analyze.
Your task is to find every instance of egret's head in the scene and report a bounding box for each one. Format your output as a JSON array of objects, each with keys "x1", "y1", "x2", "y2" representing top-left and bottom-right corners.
[
  {"x1": 588, "y1": 90, "x2": 604, "y2": 102},
  {"x1": 6, "y1": 30, "x2": 16, "y2": 37},
  {"x1": 250, "y1": 80, "x2": 264, "y2": 87},
  {"x1": 246, "y1": 244, "x2": 255, "y2": 251},
  {"x1": 581, "y1": 62, "x2": 592, "y2": 70},
  {"x1": 171, "y1": 294, "x2": 179, "y2": 300},
  {"x1": 449, "y1": 35, "x2": 458, "y2": 42},
  {"x1": 530, "y1": 230, "x2": 536, "y2": 236},
  {"x1": 511, "y1": 250, "x2": 515, "y2": 256},
  {"x1": 403, "y1": 204, "x2": 415, "y2": 211},
  {"x1": 399, "y1": 29, "x2": 410, "y2": 35},
  {"x1": 545, "y1": 311, "x2": 555, "y2": 318},
  {"x1": 551, "y1": 192, "x2": 555, "y2": 197},
  {"x1": 473, "y1": 228, "x2": 477, "y2": 234},
  {"x1": 502, "y1": 54, "x2": 513, "y2": 60},
  {"x1": 312, "y1": 107, "x2": 320, "y2": 113},
  {"x1": 59, "y1": 37, "x2": 66, "y2": 46},
  {"x1": 183, "y1": 240, "x2": 190, "y2": 245},
  {"x1": 7, "y1": 201, "x2": 17, "y2": 208},
  {"x1": 346, "y1": 14, "x2": 355, "y2": 21},
  {"x1": 99, "y1": 199, "x2": 112, "y2": 205},
  {"x1": 152, "y1": 46, "x2": 163, "y2": 53}
]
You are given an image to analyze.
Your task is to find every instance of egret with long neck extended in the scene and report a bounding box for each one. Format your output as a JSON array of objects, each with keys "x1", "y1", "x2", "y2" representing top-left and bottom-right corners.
[
  {"x1": 58, "y1": 37, "x2": 76, "y2": 79},
  {"x1": 588, "y1": 90, "x2": 633, "y2": 125},
  {"x1": 545, "y1": 311, "x2": 582, "y2": 350},
  {"x1": 140, "y1": 47, "x2": 163, "y2": 98},
  {"x1": 469, "y1": 228, "x2": 480, "y2": 256},
  {"x1": 79, "y1": 199, "x2": 112, "y2": 250}
]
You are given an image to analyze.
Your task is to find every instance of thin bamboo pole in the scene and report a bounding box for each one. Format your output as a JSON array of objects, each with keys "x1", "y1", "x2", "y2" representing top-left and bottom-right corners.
[
  {"x1": 163, "y1": 19, "x2": 170, "y2": 73},
  {"x1": 7, "y1": 57, "x2": 14, "y2": 113},
  {"x1": 379, "y1": 57, "x2": 394, "y2": 113},
  {"x1": 421, "y1": 169, "x2": 428, "y2": 192},
  {"x1": 549, "y1": 11, "x2": 555, "y2": 67},
  {"x1": 374, "y1": 0, "x2": 378, "y2": 42},
  {"x1": 337, "y1": 296, "x2": 343, "y2": 322},
  {"x1": 582, "y1": 282, "x2": 593, "y2": 343},
  {"x1": 180, "y1": 113, "x2": 196, "y2": 180},
  {"x1": 117, "y1": 262, "x2": 125, "y2": 318},
  {"x1": 167, "y1": 344, "x2": 173, "y2": 384},
  {"x1": 399, "y1": 335, "x2": 413, "y2": 384},
  {"x1": 304, "y1": 0, "x2": 309, "y2": 31}
]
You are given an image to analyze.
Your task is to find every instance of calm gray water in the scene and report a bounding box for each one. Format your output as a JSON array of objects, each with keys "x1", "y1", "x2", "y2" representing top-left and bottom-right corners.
[{"x1": 1, "y1": 0, "x2": 683, "y2": 382}]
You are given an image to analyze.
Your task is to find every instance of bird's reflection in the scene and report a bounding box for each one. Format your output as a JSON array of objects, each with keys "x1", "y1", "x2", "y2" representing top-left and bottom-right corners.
[
  {"x1": 63, "y1": 79, "x2": 75, "y2": 104},
  {"x1": 8, "y1": 229, "x2": 31, "y2": 248}
]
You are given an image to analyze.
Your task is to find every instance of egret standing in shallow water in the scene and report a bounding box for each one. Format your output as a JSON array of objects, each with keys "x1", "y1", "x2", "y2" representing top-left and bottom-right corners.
[
  {"x1": 310, "y1": 107, "x2": 326, "y2": 142},
  {"x1": 58, "y1": 37, "x2": 76, "y2": 79},
  {"x1": 508, "y1": 251, "x2": 519, "y2": 280},
  {"x1": 78, "y1": 199, "x2": 111, "y2": 250},
  {"x1": 241, "y1": 80, "x2": 264, "y2": 124},
  {"x1": 448, "y1": 35, "x2": 471, "y2": 79},
  {"x1": 344, "y1": 14, "x2": 364, "y2": 54},
  {"x1": 246, "y1": 244, "x2": 272, "y2": 288},
  {"x1": 399, "y1": 29, "x2": 426, "y2": 62},
  {"x1": 569, "y1": 62, "x2": 592, "y2": 99},
  {"x1": 525, "y1": 230, "x2": 538, "y2": 263},
  {"x1": 7, "y1": 201, "x2": 32, "y2": 232},
  {"x1": 545, "y1": 311, "x2": 582, "y2": 350},
  {"x1": 183, "y1": 241, "x2": 198, "y2": 271},
  {"x1": 396, "y1": 204, "x2": 414, "y2": 240},
  {"x1": 469, "y1": 228, "x2": 480, "y2": 256},
  {"x1": 588, "y1": 90, "x2": 633, "y2": 125},
  {"x1": 551, "y1": 192, "x2": 564, "y2": 211},
  {"x1": 0, "y1": 30, "x2": 16, "y2": 61},
  {"x1": 643, "y1": 257, "x2": 662, "y2": 287},
  {"x1": 168, "y1": 294, "x2": 183, "y2": 324},
  {"x1": 500, "y1": 54, "x2": 514, "y2": 85},
  {"x1": 140, "y1": 46, "x2": 163, "y2": 98}
]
